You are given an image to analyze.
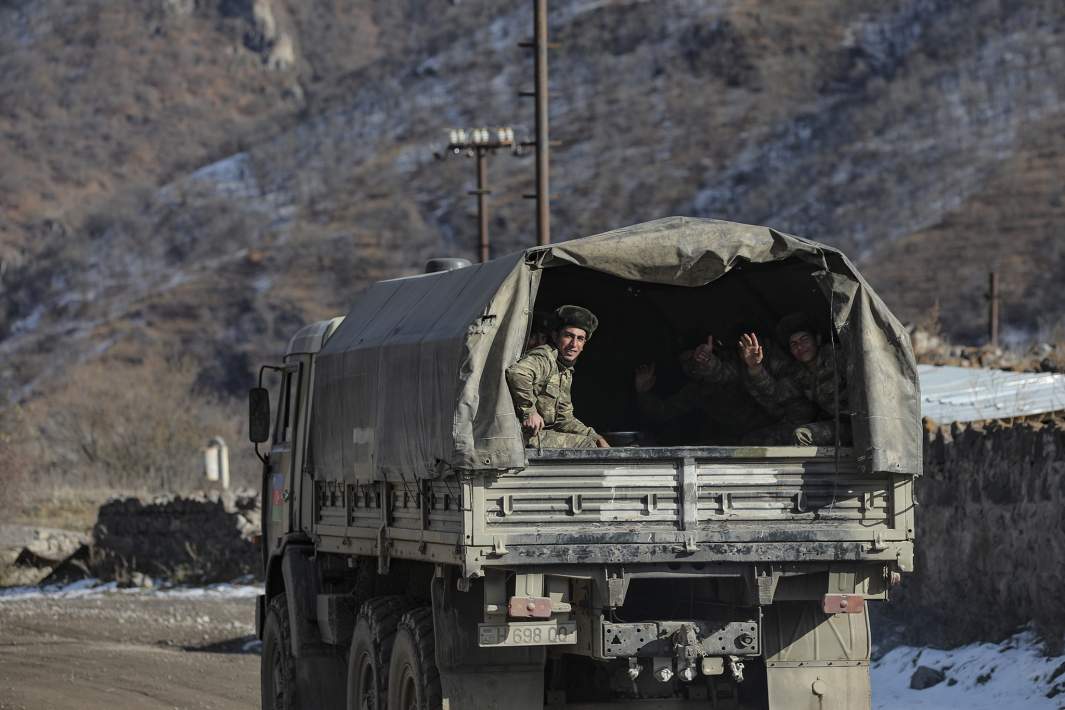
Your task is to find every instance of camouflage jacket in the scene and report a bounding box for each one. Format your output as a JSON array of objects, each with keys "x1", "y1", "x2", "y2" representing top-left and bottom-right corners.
[
  {"x1": 505, "y1": 344, "x2": 598, "y2": 438},
  {"x1": 685, "y1": 338, "x2": 818, "y2": 424},
  {"x1": 637, "y1": 379, "x2": 776, "y2": 445},
  {"x1": 683, "y1": 337, "x2": 789, "y2": 384},
  {"x1": 746, "y1": 348, "x2": 847, "y2": 422}
]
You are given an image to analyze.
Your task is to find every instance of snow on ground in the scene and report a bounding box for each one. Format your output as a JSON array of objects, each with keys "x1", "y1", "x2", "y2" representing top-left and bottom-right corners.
[
  {"x1": 0, "y1": 578, "x2": 262, "y2": 601},
  {"x1": 872, "y1": 630, "x2": 1065, "y2": 709}
]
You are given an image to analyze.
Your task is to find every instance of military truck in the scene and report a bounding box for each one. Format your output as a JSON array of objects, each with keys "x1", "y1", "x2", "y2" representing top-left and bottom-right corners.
[{"x1": 249, "y1": 217, "x2": 920, "y2": 710}]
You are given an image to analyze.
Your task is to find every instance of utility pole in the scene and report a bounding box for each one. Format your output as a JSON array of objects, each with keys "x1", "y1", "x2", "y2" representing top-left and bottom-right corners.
[
  {"x1": 520, "y1": 0, "x2": 553, "y2": 246},
  {"x1": 438, "y1": 128, "x2": 520, "y2": 262},
  {"x1": 987, "y1": 271, "x2": 999, "y2": 348},
  {"x1": 436, "y1": 1, "x2": 554, "y2": 254}
]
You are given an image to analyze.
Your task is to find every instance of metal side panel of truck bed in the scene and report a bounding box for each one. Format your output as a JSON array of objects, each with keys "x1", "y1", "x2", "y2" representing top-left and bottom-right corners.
[{"x1": 312, "y1": 446, "x2": 914, "y2": 576}]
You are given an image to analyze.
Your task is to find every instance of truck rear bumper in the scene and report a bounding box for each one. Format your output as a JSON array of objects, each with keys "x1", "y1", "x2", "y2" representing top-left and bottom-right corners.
[{"x1": 487, "y1": 540, "x2": 911, "y2": 568}]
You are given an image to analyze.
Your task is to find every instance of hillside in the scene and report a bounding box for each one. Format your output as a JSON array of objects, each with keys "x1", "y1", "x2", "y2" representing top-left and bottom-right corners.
[{"x1": 1, "y1": 0, "x2": 1064, "y2": 494}]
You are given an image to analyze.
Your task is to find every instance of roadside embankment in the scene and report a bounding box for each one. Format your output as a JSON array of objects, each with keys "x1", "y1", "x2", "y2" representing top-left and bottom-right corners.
[{"x1": 884, "y1": 420, "x2": 1065, "y2": 650}]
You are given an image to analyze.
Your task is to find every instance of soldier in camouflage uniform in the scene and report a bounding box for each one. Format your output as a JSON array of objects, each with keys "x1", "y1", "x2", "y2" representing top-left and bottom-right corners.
[
  {"x1": 738, "y1": 313, "x2": 850, "y2": 446},
  {"x1": 524, "y1": 310, "x2": 552, "y2": 350},
  {"x1": 634, "y1": 338, "x2": 784, "y2": 444},
  {"x1": 506, "y1": 305, "x2": 610, "y2": 449}
]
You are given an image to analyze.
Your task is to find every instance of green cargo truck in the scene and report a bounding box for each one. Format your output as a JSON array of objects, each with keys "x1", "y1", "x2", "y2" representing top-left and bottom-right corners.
[{"x1": 249, "y1": 217, "x2": 920, "y2": 710}]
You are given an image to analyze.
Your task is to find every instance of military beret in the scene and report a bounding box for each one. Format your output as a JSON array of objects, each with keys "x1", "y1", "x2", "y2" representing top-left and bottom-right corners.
[
  {"x1": 775, "y1": 312, "x2": 817, "y2": 347},
  {"x1": 554, "y1": 305, "x2": 598, "y2": 339}
]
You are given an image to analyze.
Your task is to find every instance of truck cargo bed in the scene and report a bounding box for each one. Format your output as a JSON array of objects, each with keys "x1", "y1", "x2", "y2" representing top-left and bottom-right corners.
[{"x1": 312, "y1": 446, "x2": 913, "y2": 574}]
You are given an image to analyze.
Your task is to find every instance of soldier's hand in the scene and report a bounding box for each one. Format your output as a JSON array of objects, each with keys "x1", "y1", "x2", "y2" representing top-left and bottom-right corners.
[
  {"x1": 595, "y1": 436, "x2": 611, "y2": 448},
  {"x1": 523, "y1": 411, "x2": 545, "y2": 435},
  {"x1": 739, "y1": 333, "x2": 764, "y2": 371},
  {"x1": 633, "y1": 363, "x2": 656, "y2": 393},
  {"x1": 693, "y1": 335, "x2": 715, "y2": 364}
]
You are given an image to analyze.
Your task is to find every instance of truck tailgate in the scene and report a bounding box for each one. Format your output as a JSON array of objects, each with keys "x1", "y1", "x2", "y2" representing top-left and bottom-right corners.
[{"x1": 472, "y1": 446, "x2": 912, "y2": 565}]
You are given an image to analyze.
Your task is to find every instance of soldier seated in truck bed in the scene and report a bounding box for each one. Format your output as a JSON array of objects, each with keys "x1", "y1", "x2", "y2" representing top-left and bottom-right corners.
[
  {"x1": 633, "y1": 335, "x2": 780, "y2": 445},
  {"x1": 506, "y1": 305, "x2": 611, "y2": 449},
  {"x1": 637, "y1": 317, "x2": 849, "y2": 447},
  {"x1": 735, "y1": 313, "x2": 852, "y2": 446}
]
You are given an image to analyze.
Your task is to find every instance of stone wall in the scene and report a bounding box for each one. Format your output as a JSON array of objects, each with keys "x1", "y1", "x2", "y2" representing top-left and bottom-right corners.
[
  {"x1": 883, "y1": 421, "x2": 1065, "y2": 650},
  {"x1": 90, "y1": 491, "x2": 261, "y2": 585}
]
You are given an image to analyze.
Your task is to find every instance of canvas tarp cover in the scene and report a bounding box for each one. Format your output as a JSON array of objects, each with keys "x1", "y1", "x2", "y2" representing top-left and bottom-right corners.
[
  {"x1": 312, "y1": 217, "x2": 921, "y2": 482},
  {"x1": 312, "y1": 253, "x2": 537, "y2": 482}
]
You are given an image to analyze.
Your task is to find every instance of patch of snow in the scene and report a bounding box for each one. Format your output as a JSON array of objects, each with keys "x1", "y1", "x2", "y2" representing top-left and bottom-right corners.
[
  {"x1": 0, "y1": 578, "x2": 117, "y2": 600},
  {"x1": 253, "y1": 273, "x2": 273, "y2": 294},
  {"x1": 145, "y1": 582, "x2": 263, "y2": 600},
  {"x1": 185, "y1": 153, "x2": 258, "y2": 197},
  {"x1": 0, "y1": 579, "x2": 262, "y2": 601},
  {"x1": 872, "y1": 629, "x2": 1065, "y2": 709},
  {"x1": 8, "y1": 305, "x2": 43, "y2": 337}
]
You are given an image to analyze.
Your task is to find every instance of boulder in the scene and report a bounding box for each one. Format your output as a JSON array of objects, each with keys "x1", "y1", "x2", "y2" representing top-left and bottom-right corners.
[{"x1": 909, "y1": 666, "x2": 946, "y2": 690}]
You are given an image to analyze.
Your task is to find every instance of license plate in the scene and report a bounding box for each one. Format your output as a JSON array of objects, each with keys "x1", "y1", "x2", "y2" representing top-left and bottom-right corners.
[{"x1": 478, "y1": 621, "x2": 577, "y2": 647}]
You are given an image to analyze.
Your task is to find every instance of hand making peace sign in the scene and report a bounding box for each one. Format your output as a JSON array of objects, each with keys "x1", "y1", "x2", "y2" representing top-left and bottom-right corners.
[{"x1": 738, "y1": 332, "x2": 764, "y2": 371}]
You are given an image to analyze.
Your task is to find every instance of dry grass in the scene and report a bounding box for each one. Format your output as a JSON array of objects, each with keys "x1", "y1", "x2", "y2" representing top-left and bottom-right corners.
[
  {"x1": 7, "y1": 487, "x2": 123, "y2": 534},
  {"x1": 4, "y1": 354, "x2": 259, "y2": 530}
]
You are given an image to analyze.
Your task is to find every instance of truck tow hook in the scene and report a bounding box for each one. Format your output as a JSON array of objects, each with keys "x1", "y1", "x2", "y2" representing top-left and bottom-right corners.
[
  {"x1": 728, "y1": 656, "x2": 745, "y2": 684},
  {"x1": 672, "y1": 624, "x2": 703, "y2": 682}
]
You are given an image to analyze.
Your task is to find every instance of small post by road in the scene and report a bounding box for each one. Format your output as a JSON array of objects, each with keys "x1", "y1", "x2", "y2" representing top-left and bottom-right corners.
[
  {"x1": 204, "y1": 436, "x2": 230, "y2": 490},
  {"x1": 988, "y1": 271, "x2": 999, "y2": 348}
]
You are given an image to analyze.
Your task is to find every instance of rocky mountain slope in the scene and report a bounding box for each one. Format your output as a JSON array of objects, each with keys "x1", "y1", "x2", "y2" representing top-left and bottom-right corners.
[{"x1": 1, "y1": 0, "x2": 1064, "y2": 413}]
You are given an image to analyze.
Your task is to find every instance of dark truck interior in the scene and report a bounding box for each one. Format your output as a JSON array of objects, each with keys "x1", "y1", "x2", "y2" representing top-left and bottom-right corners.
[{"x1": 531, "y1": 257, "x2": 838, "y2": 446}]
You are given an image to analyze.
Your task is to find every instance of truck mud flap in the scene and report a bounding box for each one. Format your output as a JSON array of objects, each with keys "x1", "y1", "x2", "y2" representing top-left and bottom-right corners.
[
  {"x1": 432, "y1": 573, "x2": 546, "y2": 710},
  {"x1": 281, "y1": 544, "x2": 332, "y2": 658},
  {"x1": 762, "y1": 601, "x2": 871, "y2": 710}
]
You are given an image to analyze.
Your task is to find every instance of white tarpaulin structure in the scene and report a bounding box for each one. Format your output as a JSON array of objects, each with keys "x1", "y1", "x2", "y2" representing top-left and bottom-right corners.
[{"x1": 918, "y1": 364, "x2": 1065, "y2": 424}]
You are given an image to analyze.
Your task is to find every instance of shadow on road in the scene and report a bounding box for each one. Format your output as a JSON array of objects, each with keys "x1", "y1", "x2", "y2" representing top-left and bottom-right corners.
[{"x1": 179, "y1": 635, "x2": 262, "y2": 655}]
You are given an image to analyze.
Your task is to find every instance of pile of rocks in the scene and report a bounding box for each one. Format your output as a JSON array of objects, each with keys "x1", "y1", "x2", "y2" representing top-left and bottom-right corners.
[
  {"x1": 89, "y1": 490, "x2": 261, "y2": 585},
  {"x1": 910, "y1": 326, "x2": 1064, "y2": 373},
  {"x1": 0, "y1": 526, "x2": 89, "y2": 586}
]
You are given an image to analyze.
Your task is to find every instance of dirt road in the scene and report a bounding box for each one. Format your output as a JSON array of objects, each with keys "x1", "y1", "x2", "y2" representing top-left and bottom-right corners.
[{"x1": 0, "y1": 586, "x2": 260, "y2": 710}]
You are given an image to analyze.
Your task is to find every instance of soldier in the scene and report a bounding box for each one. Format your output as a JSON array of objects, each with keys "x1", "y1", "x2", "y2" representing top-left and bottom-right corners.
[
  {"x1": 738, "y1": 313, "x2": 850, "y2": 446},
  {"x1": 633, "y1": 337, "x2": 780, "y2": 444},
  {"x1": 524, "y1": 310, "x2": 553, "y2": 351},
  {"x1": 506, "y1": 305, "x2": 610, "y2": 449}
]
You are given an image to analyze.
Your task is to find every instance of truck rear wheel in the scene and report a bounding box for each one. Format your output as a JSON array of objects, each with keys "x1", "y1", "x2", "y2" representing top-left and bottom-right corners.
[
  {"x1": 347, "y1": 596, "x2": 412, "y2": 710},
  {"x1": 262, "y1": 594, "x2": 298, "y2": 710},
  {"x1": 386, "y1": 608, "x2": 442, "y2": 710}
]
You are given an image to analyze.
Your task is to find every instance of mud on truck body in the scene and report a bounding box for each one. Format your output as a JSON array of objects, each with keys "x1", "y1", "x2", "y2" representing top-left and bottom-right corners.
[{"x1": 249, "y1": 217, "x2": 921, "y2": 710}]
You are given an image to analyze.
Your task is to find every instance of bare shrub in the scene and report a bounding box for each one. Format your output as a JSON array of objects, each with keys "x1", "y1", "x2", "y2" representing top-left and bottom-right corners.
[
  {"x1": 0, "y1": 404, "x2": 34, "y2": 518},
  {"x1": 38, "y1": 355, "x2": 256, "y2": 494}
]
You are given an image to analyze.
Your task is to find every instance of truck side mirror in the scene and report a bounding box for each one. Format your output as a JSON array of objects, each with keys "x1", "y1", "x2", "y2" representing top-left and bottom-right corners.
[{"x1": 249, "y1": 387, "x2": 271, "y2": 443}]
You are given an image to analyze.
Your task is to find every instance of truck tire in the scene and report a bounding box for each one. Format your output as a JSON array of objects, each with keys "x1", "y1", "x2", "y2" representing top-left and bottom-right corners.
[
  {"x1": 386, "y1": 608, "x2": 442, "y2": 710},
  {"x1": 262, "y1": 594, "x2": 298, "y2": 710},
  {"x1": 347, "y1": 596, "x2": 411, "y2": 710}
]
